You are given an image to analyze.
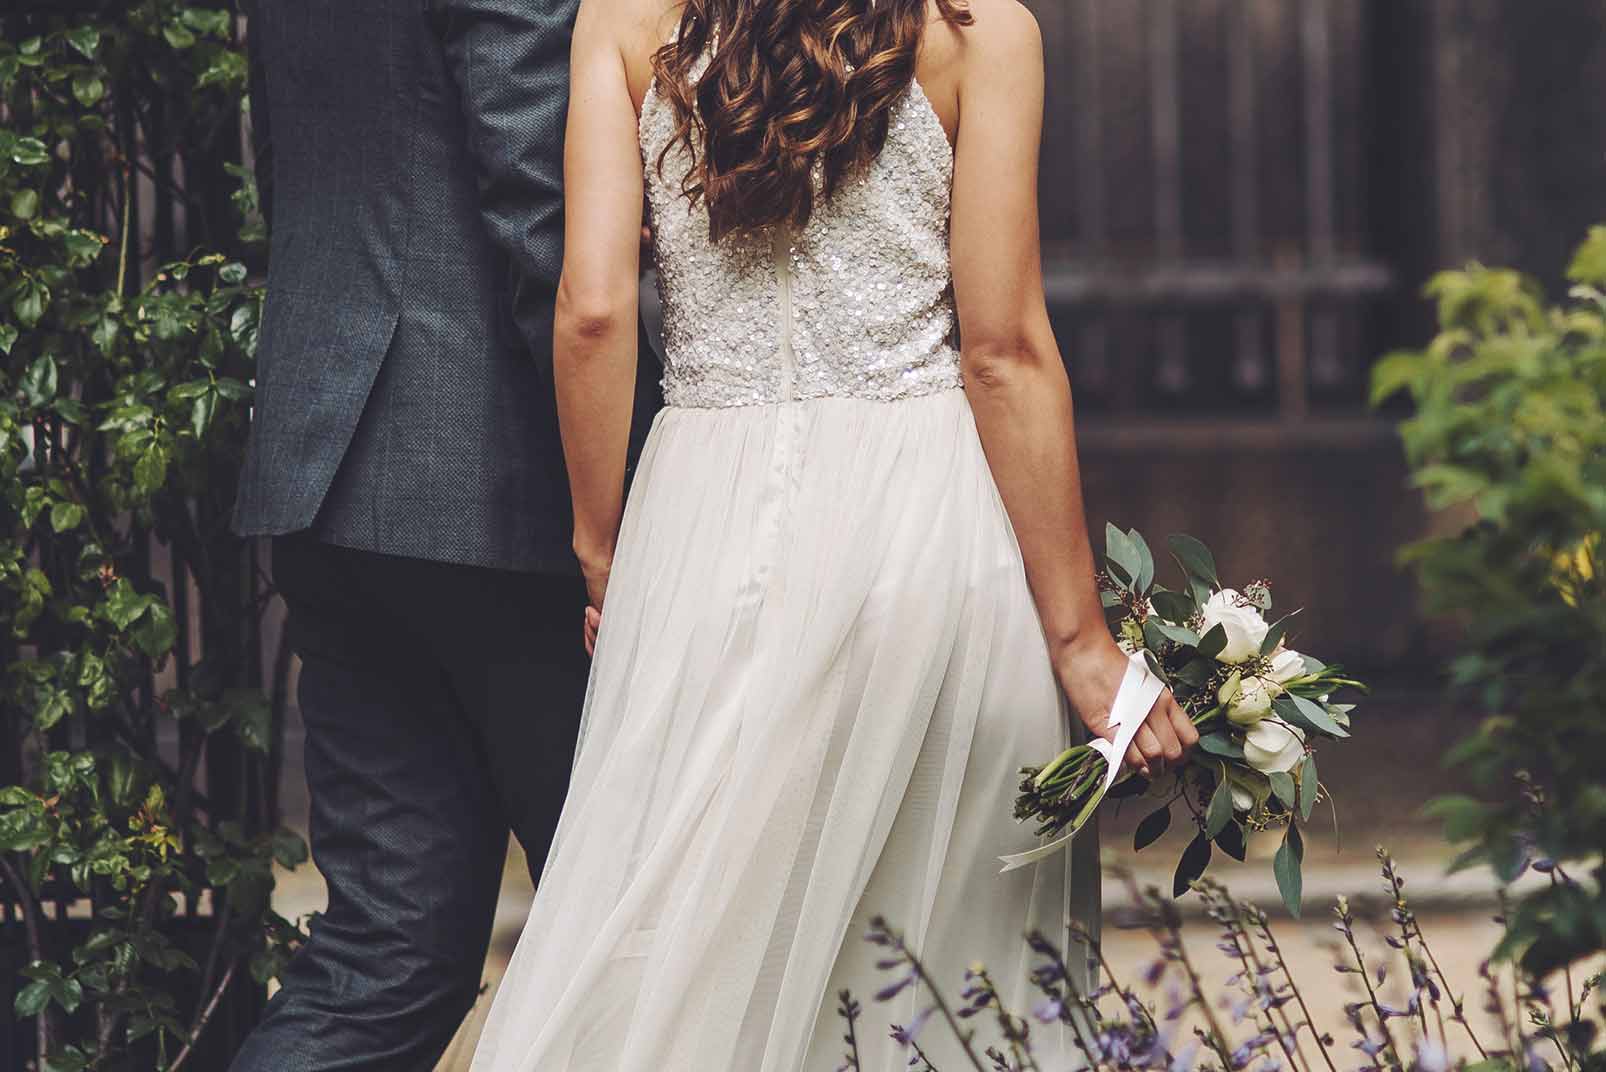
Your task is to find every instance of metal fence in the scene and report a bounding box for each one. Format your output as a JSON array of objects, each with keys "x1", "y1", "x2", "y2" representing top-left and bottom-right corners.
[{"x1": 1031, "y1": 0, "x2": 1395, "y2": 425}]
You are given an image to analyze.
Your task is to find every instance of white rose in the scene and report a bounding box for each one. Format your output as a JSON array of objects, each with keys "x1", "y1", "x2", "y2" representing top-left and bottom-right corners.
[
  {"x1": 1200, "y1": 589, "x2": 1269, "y2": 664},
  {"x1": 1243, "y1": 720, "x2": 1306, "y2": 774},
  {"x1": 1230, "y1": 783, "x2": 1256, "y2": 813},
  {"x1": 1266, "y1": 647, "x2": 1306, "y2": 685},
  {"x1": 1226, "y1": 675, "x2": 1276, "y2": 725}
]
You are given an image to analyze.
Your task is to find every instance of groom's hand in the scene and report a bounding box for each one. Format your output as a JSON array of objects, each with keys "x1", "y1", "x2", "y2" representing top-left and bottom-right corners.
[{"x1": 583, "y1": 605, "x2": 600, "y2": 656}]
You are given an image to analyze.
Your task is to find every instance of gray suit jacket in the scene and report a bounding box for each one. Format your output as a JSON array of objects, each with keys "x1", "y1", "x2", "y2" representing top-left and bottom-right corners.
[{"x1": 233, "y1": 0, "x2": 655, "y2": 572}]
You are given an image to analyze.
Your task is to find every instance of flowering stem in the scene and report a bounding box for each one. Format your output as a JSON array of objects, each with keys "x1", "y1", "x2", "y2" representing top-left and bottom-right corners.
[
  {"x1": 1337, "y1": 898, "x2": 1405, "y2": 1071},
  {"x1": 872, "y1": 919, "x2": 988, "y2": 1072},
  {"x1": 976, "y1": 966, "x2": 1042, "y2": 1072},
  {"x1": 1255, "y1": 905, "x2": 1339, "y2": 1072}
]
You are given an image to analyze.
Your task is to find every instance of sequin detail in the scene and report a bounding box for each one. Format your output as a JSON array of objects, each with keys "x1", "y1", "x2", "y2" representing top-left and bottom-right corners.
[{"x1": 640, "y1": 77, "x2": 963, "y2": 409}]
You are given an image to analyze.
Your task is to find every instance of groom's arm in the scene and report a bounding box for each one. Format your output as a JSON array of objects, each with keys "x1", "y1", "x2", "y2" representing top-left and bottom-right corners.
[{"x1": 435, "y1": 0, "x2": 579, "y2": 359}]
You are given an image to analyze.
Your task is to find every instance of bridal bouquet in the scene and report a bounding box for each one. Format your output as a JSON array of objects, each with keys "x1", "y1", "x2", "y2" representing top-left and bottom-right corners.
[{"x1": 1007, "y1": 525, "x2": 1365, "y2": 916}]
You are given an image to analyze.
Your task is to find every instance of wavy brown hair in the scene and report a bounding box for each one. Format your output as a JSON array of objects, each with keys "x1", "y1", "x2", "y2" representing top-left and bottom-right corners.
[{"x1": 650, "y1": 0, "x2": 970, "y2": 241}]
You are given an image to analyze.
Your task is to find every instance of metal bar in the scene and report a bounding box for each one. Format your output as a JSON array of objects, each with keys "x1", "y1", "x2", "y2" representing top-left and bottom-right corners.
[
  {"x1": 1149, "y1": 0, "x2": 1186, "y2": 394},
  {"x1": 1042, "y1": 258, "x2": 1393, "y2": 304},
  {"x1": 1301, "y1": 0, "x2": 1340, "y2": 398},
  {"x1": 1229, "y1": 0, "x2": 1266, "y2": 391},
  {"x1": 1071, "y1": 0, "x2": 1110, "y2": 392}
]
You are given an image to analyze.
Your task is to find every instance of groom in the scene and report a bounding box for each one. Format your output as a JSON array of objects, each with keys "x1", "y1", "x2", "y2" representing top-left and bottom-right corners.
[{"x1": 230, "y1": 0, "x2": 656, "y2": 1067}]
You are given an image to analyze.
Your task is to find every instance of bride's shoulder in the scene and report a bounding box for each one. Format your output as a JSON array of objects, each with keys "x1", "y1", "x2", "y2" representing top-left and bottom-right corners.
[{"x1": 942, "y1": 0, "x2": 1042, "y2": 60}]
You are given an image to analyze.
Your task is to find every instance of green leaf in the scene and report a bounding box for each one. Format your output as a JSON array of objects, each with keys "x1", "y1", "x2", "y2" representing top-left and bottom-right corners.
[
  {"x1": 1422, "y1": 794, "x2": 1493, "y2": 843},
  {"x1": 0, "y1": 323, "x2": 17, "y2": 354},
  {"x1": 49, "y1": 501, "x2": 85, "y2": 533},
  {"x1": 1167, "y1": 533, "x2": 1219, "y2": 589},
  {"x1": 1197, "y1": 732, "x2": 1244, "y2": 760},
  {"x1": 1134, "y1": 806, "x2": 1171, "y2": 851},
  {"x1": 14, "y1": 280, "x2": 50, "y2": 328},
  {"x1": 1566, "y1": 224, "x2": 1606, "y2": 285},
  {"x1": 71, "y1": 73, "x2": 105, "y2": 107},
  {"x1": 1271, "y1": 694, "x2": 1348, "y2": 739},
  {"x1": 133, "y1": 441, "x2": 169, "y2": 493},
  {"x1": 1298, "y1": 755, "x2": 1318, "y2": 821},
  {"x1": 1274, "y1": 823, "x2": 1304, "y2": 917},
  {"x1": 33, "y1": 684, "x2": 74, "y2": 731},
  {"x1": 226, "y1": 689, "x2": 273, "y2": 752},
  {"x1": 132, "y1": 602, "x2": 177, "y2": 658},
  {"x1": 1268, "y1": 771, "x2": 1296, "y2": 809},
  {"x1": 15, "y1": 979, "x2": 52, "y2": 1018},
  {"x1": 65, "y1": 27, "x2": 101, "y2": 59},
  {"x1": 1260, "y1": 610, "x2": 1300, "y2": 656},
  {"x1": 162, "y1": 22, "x2": 197, "y2": 49},
  {"x1": 1149, "y1": 620, "x2": 1200, "y2": 648},
  {"x1": 1128, "y1": 528, "x2": 1155, "y2": 593},
  {"x1": 1105, "y1": 522, "x2": 1140, "y2": 588},
  {"x1": 1205, "y1": 772, "x2": 1234, "y2": 838},
  {"x1": 1149, "y1": 589, "x2": 1194, "y2": 623},
  {"x1": 11, "y1": 137, "x2": 50, "y2": 166},
  {"x1": 103, "y1": 579, "x2": 152, "y2": 630},
  {"x1": 214, "y1": 377, "x2": 252, "y2": 401},
  {"x1": 1197, "y1": 623, "x2": 1228, "y2": 660},
  {"x1": 22, "y1": 353, "x2": 58, "y2": 406},
  {"x1": 191, "y1": 390, "x2": 218, "y2": 438},
  {"x1": 11, "y1": 188, "x2": 40, "y2": 219},
  {"x1": 272, "y1": 828, "x2": 310, "y2": 869},
  {"x1": 1173, "y1": 830, "x2": 1212, "y2": 897},
  {"x1": 1215, "y1": 821, "x2": 1248, "y2": 861},
  {"x1": 219, "y1": 261, "x2": 248, "y2": 284}
]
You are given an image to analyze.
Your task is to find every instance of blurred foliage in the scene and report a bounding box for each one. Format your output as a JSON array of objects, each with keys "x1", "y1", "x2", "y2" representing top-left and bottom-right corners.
[
  {"x1": 1372, "y1": 227, "x2": 1606, "y2": 988},
  {"x1": 0, "y1": 3, "x2": 305, "y2": 1069}
]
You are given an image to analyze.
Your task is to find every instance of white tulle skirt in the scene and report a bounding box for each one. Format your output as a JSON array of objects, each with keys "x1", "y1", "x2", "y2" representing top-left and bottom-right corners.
[{"x1": 471, "y1": 388, "x2": 1097, "y2": 1071}]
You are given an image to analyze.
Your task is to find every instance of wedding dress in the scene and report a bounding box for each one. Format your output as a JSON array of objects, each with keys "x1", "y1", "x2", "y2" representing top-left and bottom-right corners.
[{"x1": 470, "y1": 72, "x2": 1099, "y2": 1071}]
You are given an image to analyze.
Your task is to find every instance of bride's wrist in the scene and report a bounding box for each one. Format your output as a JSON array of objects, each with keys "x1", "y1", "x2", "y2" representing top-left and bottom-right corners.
[
  {"x1": 572, "y1": 532, "x2": 615, "y2": 575},
  {"x1": 1048, "y1": 625, "x2": 1116, "y2": 668}
]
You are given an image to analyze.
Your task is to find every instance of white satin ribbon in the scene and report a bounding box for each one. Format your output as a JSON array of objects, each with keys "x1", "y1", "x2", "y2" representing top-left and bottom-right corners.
[{"x1": 998, "y1": 650, "x2": 1166, "y2": 873}]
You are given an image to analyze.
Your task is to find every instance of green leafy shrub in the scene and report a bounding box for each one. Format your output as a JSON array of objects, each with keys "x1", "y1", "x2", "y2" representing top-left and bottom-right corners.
[
  {"x1": 1371, "y1": 227, "x2": 1606, "y2": 981},
  {"x1": 1, "y1": 4, "x2": 305, "y2": 1069}
]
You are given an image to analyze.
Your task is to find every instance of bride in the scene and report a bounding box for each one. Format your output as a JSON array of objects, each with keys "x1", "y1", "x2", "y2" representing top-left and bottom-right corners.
[{"x1": 471, "y1": 0, "x2": 1196, "y2": 1066}]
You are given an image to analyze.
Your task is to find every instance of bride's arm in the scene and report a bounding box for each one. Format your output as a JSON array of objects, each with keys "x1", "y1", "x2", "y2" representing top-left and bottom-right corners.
[
  {"x1": 556, "y1": 0, "x2": 644, "y2": 613},
  {"x1": 948, "y1": 1, "x2": 1195, "y2": 775}
]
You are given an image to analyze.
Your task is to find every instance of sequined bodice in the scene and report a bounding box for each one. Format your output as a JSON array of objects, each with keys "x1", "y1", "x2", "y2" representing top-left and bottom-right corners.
[{"x1": 639, "y1": 77, "x2": 962, "y2": 408}]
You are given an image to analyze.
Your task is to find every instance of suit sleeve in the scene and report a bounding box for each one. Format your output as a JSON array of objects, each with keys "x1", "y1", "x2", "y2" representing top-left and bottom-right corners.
[{"x1": 436, "y1": 0, "x2": 579, "y2": 359}]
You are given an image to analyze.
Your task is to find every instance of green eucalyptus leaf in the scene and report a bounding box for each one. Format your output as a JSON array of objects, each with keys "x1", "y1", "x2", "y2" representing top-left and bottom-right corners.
[
  {"x1": 1149, "y1": 588, "x2": 1195, "y2": 623},
  {"x1": 1298, "y1": 755, "x2": 1318, "y2": 821},
  {"x1": 1197, "y1": 732, "x2": 1244, "y2": 760},
  {"x1": 1128, "y1": 527, "x2": 1155, "y2": 593},
  {"x1": 1205, "y1": 771, "x2": 1234, "y2": 838},
  {"x1": 1173, "y1": 830, "x2": 1212, "y2": 897},
  {"x1": 1197, "y1": 623, "x2": 1228, "y2": 660},
  {"x1": 1273, "y1": 823, "x2": 1304, "y2": 917},
  {"x1": 1167, "y1": 533, "x2": 1219, "y2": 589},
  {"x1": 1134, "y1": 805, "x2": 1171, "y2": 851},
  {"x1": 1105, "y1": 522, "x2": 1140, "y2": 588}
]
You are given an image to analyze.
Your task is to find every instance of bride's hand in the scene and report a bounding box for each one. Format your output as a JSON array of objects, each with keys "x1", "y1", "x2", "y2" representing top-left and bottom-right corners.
[{"x1": 1054, "y1": 634, "x2": 1198, "y2": 779}]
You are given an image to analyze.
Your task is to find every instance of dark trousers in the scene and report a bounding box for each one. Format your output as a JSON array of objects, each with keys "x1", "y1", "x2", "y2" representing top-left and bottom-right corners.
[{"x1": 230, "y1": 532, "x2": 589, "y2": 1071}]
